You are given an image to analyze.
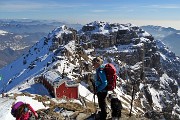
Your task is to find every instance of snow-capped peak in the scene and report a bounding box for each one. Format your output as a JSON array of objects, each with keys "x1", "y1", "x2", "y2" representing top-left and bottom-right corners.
[
  {"x1": 48, "y1": 25, "x2": 72, "y2": 39},
  {"x1": 81, "y1": 21, "x2": 133, "y2": 35},
  {"x1": 0, "y1": 30, "x2": 8, "y2": 35}
]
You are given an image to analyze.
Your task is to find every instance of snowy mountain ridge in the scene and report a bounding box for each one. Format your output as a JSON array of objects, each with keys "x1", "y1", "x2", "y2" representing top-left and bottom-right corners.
[
  {"x1": 141, "y1": 25, "x2": 180, "y2": 56},
  {"x1": 0, "y1": 21, "x2": 180, "y2": 120}
]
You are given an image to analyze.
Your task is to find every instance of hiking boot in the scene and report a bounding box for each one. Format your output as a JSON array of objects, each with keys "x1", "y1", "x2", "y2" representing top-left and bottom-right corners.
[{"x1": 98, "y1": 111, "x2": 107, "y2": 120}]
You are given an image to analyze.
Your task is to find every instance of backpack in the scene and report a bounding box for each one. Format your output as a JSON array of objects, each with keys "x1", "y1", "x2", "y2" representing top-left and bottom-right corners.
[
  {"x1": 11, "y1": 101, "x2": 29, "y2": 118},
  {"x1": 99, "y1": 63, "x2": 117, "y2": 91},
  {"x1": 111, "y1": 98, "x2": 122, "y2": 118},
  {"x1": 11, "y1": 101, "x2": 24, "y2": 117}
]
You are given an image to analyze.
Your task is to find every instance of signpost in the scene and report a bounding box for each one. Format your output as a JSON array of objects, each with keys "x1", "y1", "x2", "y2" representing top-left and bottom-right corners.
[{"x1": 0, "y1": 75, "x2": 4, "y2": 94}]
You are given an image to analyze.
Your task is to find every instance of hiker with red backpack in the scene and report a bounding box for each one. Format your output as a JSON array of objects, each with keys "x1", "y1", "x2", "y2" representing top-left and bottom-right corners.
[
  {"x1": 92, "y1": 57, "x2": 108, "y2": 120},
  {"x1": 11, "y1": 101, "x2": 38, "y2": 120},
  {"x1": 92, "y1": 56, "x2": 117, "y2": 120}
]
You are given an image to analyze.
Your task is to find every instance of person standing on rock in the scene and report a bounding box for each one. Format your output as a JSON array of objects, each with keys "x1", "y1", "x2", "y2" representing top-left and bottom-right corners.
[{"x1": 92, "y1": 57, "x2": 108, "y2": 120}]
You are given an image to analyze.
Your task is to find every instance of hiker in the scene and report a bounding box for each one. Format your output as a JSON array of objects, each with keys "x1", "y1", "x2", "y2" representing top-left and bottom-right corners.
[
  {"x1": 11, "y1": 101, "x2": 38, "y2": 120},
  {"x1": 92, "y1": 57, "x2": 108, "y2": 120}
]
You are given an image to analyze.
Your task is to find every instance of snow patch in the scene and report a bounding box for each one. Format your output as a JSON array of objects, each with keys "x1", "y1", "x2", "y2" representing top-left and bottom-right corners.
[{"x1": 0, "y1": 30, "x2": 8, "y2": 35}]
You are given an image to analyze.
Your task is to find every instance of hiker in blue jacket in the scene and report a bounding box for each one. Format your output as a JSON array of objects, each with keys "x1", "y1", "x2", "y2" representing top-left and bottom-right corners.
[{"x1": 92, "y1": 57, "x2": 108, "y2": 120}]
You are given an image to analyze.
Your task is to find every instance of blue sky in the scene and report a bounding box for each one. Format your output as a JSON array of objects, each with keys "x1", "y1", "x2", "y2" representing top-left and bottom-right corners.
[{"x1": 1, "y1": 0, "x2": 180, "y2": 29}]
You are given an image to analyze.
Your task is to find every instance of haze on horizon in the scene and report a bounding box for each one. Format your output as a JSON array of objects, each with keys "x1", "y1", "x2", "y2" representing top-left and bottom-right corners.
[{"x1": 1, "y1": 0, "x2": 180, "y2": 30}]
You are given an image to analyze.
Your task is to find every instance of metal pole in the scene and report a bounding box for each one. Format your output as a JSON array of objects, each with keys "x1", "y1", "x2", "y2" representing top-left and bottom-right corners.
[
  {"x1": 0, "y1": 75, "x2": 5, "y2": 96},
  {"x1": 129, "y1": 83, "x2": 135, "y2": 117},
  {"x1": 90, "y1": 79, "x2": 97, "y2": 119},
  {"x1": 0, "y1": 75, "x2": 4, "y2": 93}
]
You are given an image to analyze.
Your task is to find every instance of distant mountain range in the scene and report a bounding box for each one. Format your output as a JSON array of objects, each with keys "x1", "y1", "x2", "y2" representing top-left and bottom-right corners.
[
  {"x1": 0, "y1": 19, "x2": 82, "y2": 33},
  {"x1": 141, "y1": 25, "x2": 180, "y2": 56},
  {"x1": 0, "y1": 19, "x2": 82, "y2": 68}
]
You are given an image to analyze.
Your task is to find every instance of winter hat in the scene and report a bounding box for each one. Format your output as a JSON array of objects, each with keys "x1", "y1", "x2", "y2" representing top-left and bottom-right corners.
[
  {"x1": 12, "y1": 101, "x2": 24, "y2": 110},
  {"x1": 92, "y1": 57, "x2": 103, "y2": 65}
]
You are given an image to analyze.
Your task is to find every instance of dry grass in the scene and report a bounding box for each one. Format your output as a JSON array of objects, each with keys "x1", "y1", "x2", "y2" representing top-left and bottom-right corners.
[
  {"x1": 56, "y1": 102, "x2": 83, "y2": 111},
  {"x1": 134, "y1": 98, "x2": 142, "y2": 108},
  {"x1": 34, "y1": 95, "x2": 49, "y2": 102},
  {"x1": 21, "y1": 92, "x2": 34, "y2": 97},
  {"x1": 10, "y1": 93, "x2": 33, "y2": 100},
  {"x1": 84, "y1": 100, "x2": 96, "y2": 113},
  {"x1": 36, "y1": 108, "x2": 64, "y2": 120},
  {"x1": 36, "y1": 102, "x2": 93, "y2": 119}
]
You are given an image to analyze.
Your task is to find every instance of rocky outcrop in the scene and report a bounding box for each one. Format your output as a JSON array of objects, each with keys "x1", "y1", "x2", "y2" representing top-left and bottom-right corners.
[
  {"x1": 77, "y1": 22, "x2": 180, "y2": 119},
  {"x1": 156, "y1": 40, "x2": 180, "y2": 85},
  {"x1": 49, "y1": 26, "x2": 77, "y2": 51}
]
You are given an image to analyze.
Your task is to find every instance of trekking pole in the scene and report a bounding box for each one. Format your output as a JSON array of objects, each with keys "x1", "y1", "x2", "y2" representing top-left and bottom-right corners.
[
  {"x1": 90, "y1": 78, "x2": 97, "y2": 120},
  {"x1": 129, "y1": 80, "x2": 135, "y2": 117},
  {"x1": 129, "y1": 70, "x2": 137, "y2": 118}
]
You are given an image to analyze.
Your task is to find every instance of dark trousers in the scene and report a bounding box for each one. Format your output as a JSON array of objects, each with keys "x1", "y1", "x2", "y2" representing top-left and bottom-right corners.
[{"x1": 97, "y1": 91, "x2": 107, "y2": 120}]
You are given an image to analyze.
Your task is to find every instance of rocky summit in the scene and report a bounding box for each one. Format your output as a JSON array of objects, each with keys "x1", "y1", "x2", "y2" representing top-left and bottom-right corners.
[{"x1": 0, "y1": 21, "x2": 180, "y2": 120}]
